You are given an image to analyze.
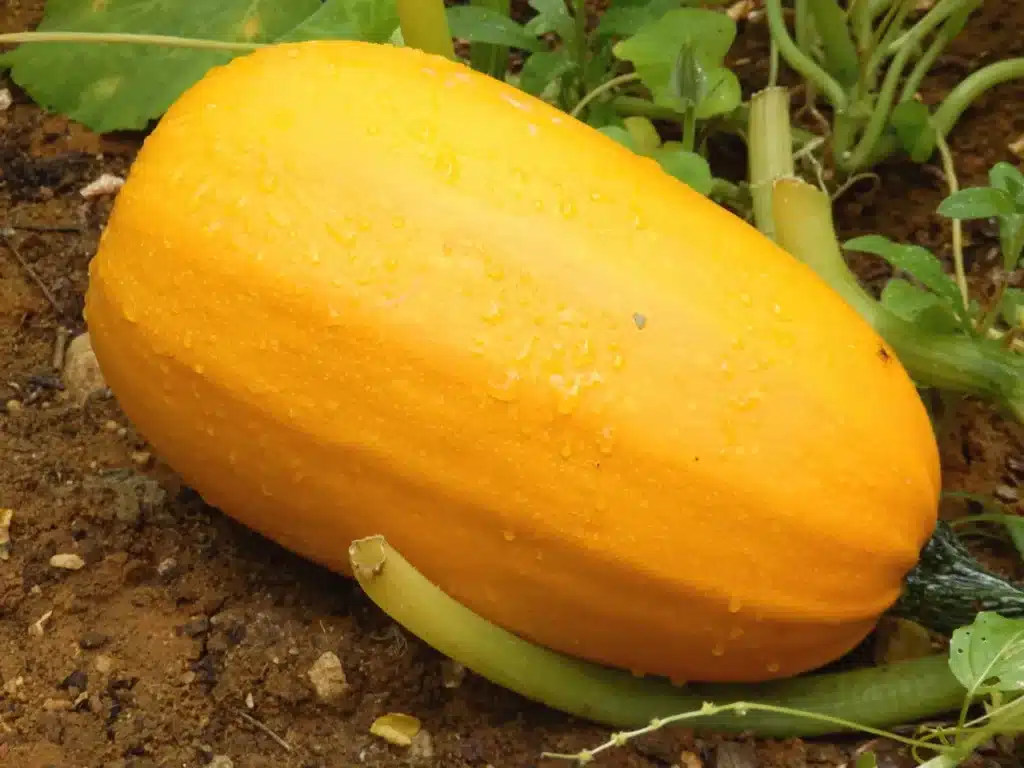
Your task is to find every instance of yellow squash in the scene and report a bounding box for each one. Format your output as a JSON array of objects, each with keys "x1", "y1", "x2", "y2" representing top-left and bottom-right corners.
[{"x1": 84, "y1": 40, "x2": 941, "y2": 684}]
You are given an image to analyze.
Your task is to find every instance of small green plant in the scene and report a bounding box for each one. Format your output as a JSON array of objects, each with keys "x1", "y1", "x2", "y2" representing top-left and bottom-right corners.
[{"x1": 763, "y1": 0, "x2": 1024, "y2": 176}]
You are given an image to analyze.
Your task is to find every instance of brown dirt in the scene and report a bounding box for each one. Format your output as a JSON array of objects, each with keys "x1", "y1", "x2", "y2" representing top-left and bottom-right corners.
[{"x1": 1, "y1": 2, "x2": 1023, "y2": 767}]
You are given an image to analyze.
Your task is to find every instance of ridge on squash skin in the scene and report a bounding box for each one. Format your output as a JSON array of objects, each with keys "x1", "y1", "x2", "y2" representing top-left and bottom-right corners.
[{"x1": 85, "y1": 40, "x2": 942, "y2": 684}]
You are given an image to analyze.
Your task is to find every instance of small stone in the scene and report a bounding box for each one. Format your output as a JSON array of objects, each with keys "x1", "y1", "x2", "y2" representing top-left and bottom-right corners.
[
  {"x1": 441, "y1": 660, "x2": 465, "y2": 689},
  {"x1": 4, "y1": 399, "x2": 22, "y2": 413},
  {"x1": 0, "y1": 88, "x2": 11, "y2": 111},
  {"x1": 244, "y1": 692, "x2": 254, "y2": 709},
  {"x1": 63, "y1": 333, "x2": 107, "y2": 406},
  {"x1": 50, "y1": 553, "x2": 86, "y2": 570},
  {"x1": 680, "y1": 751, "x2": 703, "y2": 768},
  {"x1": 79, "y1": 173, "x2": 125, "y2": 198},
  {"x1": 130, "y1": 451, "x2": 152, "y2": 467},
  {"x1": 307, "y1": 651, "x2": 349, "y2": 703},
  {"x1": 157, "y1": 557, "x2": 180, "y2": 579},
  {"x1": 79, "y1": 631, "x2": 110, "y2": 650},
  {"x1": 94, "y1": 655, "x2": 114, "y2": 674},
  {"x1": 207, "y1": 757, "x2": 234, "y2": 768}
]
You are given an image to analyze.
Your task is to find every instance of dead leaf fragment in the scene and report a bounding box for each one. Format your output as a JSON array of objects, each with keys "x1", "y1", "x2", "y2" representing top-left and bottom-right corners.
[{"x1": 370, "y1": 713, "x2": 422, "y2": 746}]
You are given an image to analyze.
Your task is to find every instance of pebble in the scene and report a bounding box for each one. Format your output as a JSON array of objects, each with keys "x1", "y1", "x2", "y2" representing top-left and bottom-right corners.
[
  {"x1": 42, "y1": 698, "x2": 72, "y2": 712},
  {"x1": 4, "y1": 399, "x2": 21, "y2": 413},
  {"x1": 307, "y1": 651, "x2": 349, "y2": 703},
  {"x1": 62, "y1": 333, "x2": 107, "y2": 406},
  {"x1": 50, "y1": 553, "x2": 86, "y2": 570},
  {"x1": 207, "y1": 757, "x2": 234, "y2": 768},
  {"x1": 94, "y1": 655, "x2": 114, "y2": 674}
]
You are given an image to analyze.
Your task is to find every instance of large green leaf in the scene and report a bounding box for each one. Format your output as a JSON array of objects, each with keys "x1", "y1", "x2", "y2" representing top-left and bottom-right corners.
[{"x1": 0, "y1": 0, "x2": 320, "y2": 133}]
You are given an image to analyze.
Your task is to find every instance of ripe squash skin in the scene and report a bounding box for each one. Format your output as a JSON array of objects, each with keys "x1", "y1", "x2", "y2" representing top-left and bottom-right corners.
[{"x1": 84, "y1": 40, "x2": 941, "y2": 684}]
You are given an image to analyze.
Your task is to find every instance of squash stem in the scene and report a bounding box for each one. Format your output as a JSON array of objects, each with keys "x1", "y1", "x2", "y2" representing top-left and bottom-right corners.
[
  {"x1": 348, "y1": 535, "x2": 969, "y2": 738},
  {"x1": 748, "y1": 87, "x2": 795, "y2": 242},
  {"x1": 748, "y1": 89, "x2": 1024, "y2": 422},
  {"x1": 396, "y1": 0, "x2": 456, "y2": 60},
  {"x1": 891, "y1": 521, "x2": 1024, "y2": 634}
]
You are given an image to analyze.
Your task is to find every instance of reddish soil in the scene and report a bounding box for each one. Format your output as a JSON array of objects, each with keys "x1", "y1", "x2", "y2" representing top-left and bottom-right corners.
[{"x1": 1, "y1": 2, "x2": 1022, "y2": 767}]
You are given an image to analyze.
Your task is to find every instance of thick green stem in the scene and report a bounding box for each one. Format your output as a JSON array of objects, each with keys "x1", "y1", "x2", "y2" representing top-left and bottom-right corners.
[
  {"x1": 748, "y1": 87, "x2": 796, "y2": 241},
  {"x1": 397, "y1": 0, "x2": 456, "y2": 59},
  {"x1": 764, "y1": 0, "x2": 848, "y2": 109},
  {"x1": 469, "y1": 0, "x2": 511, "y2": 78},
  {"x1": 349, "y1": 535, "x2": 968, "y2": 738},
  {"x1": 770, "y1": 177, "x2": 1024, "y2": 421}
]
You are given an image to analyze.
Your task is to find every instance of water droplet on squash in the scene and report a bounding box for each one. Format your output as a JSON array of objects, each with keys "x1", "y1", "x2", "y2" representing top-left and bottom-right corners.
[
  {"x1": 612, "y1": 354, "x2": 624, "y2": 370},
  {"x1": 728, "y1": 596, "x2": 743, "y2": 613},
  {"x1": 729, "y1": 626, "x2": 744, "y2": 640},
  {"x1": 767, "y1": 661, "x2": 780, "y2": 673},
  {"x1": 560, "y1": 443, "x2": 573, "y2": 460},
  {"x1": 502, "y1": 530, "x2": 516, "y2": 542},
  {"x1": 711, "y1": 643, "x2": 726, "y2": 657},
  {"x1": 392, "y1": 215, "x2": 406, "y2": 230},
  {"x1": 559, "y1": 199, "x2": 576, "y2": 218},
  {"x1": 597, "y1": 426, "x2": 615, "y2": 455},
  {"x1": 193, "y1": 363, "x2": 205, "y2": 375},
  {"x1": 739, "y1": 293, "x2": 752, "y2": 306}
]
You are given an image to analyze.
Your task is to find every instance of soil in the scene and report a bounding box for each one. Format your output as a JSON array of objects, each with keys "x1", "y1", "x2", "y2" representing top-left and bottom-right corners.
[{"x1": 1, "y1": 2, "x2": 1023, "y2": 767}]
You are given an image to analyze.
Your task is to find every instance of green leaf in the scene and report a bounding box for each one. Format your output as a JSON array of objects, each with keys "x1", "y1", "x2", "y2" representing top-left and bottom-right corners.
[
  {"x1": 622, "y1": 115, "x2": 661, "y2": 155},
  {"x1": 693, "y1": 66, "x2": 740, "y2": 119},
  {"x1": 880, "y1": 278, "x2": 961, "y2": 334},
  {"x1": 517, "y1": 49, "x2": 575, "y2": 96},
  {"x1": 844, "y1": 235, "x2": 964, "y2": 311},
  {"x1": 281, "y1": 0, "x2": 398, "y2": 43},
  {"x1": 948, "y1": 612, "x2": 1024, "y2": 694},
  {"x1": 937, "y1": 187, "x2": 1016, "y2": 220},
  {"x1": 0, "y1": 0, "x2": 320, "y2": 134},
  {"x1": 612, "y1": 9, "x2": 739, "y2": 118},
  {"x1": 989, "y1": 161, "x2": 1024, "y2": 204},
  {"x1": 652, "y1": 147, "x2": 714, "y2": 196},
  {"x1": 890, "y1": 100, "x2": 937, "y2": 163},
  {"x1": 854, "y1": 752, "x2": 879, "y2": 768},
  {"x1": 446, "y1": 5, "x2": 542, "y2": 52},
  {"x1": 596, "y1": 0, "x2": 681, "y2": 37},
  {"x1": 525, "y1": 0, "x2": 575, "y2": 43}
]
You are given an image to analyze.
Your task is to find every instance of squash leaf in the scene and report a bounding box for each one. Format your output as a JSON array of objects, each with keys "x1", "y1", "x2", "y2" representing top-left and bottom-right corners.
[
  {"x1": 652, "y1": 147, "x2": 714, "y2": 196},
  {"x1": 0, "y1": 0, "x2": 321, "y2": 134},
  {"x1": 596, "y1": 0, "x2": 685, "y2": 38},
  {"x1": 879, "y1": 279, "x2": 961, "y2": 335},
  {"x1": 948, "y1": 612, "x2": 1024, "y2": 695},
  {"x1": 612, "y1": 8, "x2": 740, "y2": 118},
  {"x1": 445, "y1": 5, "x2": 542, "y2": 52},
  {"x1": 281, "y1": 0, "x2": 400, "y2": 43},
  {"x1": 844, "y1": 235, "x2": 965, "y2": 318}
]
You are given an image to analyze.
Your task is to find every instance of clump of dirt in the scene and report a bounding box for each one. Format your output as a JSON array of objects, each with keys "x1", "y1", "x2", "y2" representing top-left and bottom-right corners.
[{"x1": 2, "y1": 2, "x2": 1023, "y2": 768}]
